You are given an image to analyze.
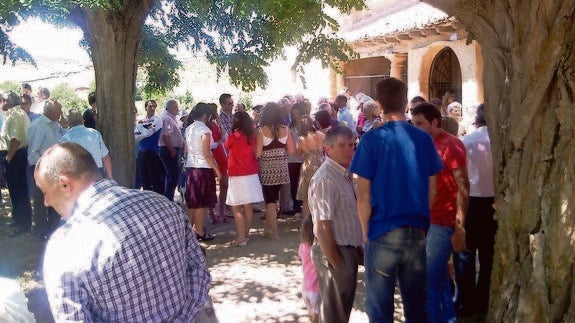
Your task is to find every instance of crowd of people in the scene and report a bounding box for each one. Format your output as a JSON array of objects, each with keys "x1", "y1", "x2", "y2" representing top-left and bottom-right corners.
[
  {"x1": 0, "y1": 78, "x2": 496, "y2": 322},
  {"x1": 0, "y1": 84, "x2": 110, "y2": 240}
]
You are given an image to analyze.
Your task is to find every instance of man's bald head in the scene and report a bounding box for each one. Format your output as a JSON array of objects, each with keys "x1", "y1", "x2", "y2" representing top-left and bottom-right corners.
[
  {"x1": 35, "y1": 142, "x2": 102, "y2": 219},
  {"x1": 36, "y1": 142, "x2": 101, "y2": 186}
]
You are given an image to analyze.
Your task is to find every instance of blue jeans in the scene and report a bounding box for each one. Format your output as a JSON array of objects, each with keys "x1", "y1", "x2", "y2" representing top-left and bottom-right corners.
[
  {"x1": 365, "y1": 226, "x2": 427, "y2": 323},
  {"x1": 426, "y1": 224, "x2": 456, "y2": 323},
  {"x1": 159, "y1": 146, "x2": 181, "y2": 201}
]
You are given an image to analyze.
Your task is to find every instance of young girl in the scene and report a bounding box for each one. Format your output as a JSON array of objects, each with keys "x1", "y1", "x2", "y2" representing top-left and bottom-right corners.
[
  {"x1": 225, "y1": 111, "x2": 264, "y2": 246},
  {"x1": 298, "y1": 216, "x2": 319, "y2": 323}
]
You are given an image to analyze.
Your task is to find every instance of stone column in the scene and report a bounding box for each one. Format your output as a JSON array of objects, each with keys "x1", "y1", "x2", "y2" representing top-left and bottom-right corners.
[
  {"x1": 387, "y1": 53, "x2": 408, "y2": 81},
  {"x1": 330, "y1": 65, "x2": 346, "y2": 99}
]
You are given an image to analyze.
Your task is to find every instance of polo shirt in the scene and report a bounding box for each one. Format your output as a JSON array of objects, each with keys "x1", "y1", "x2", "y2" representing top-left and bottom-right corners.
[
  {"x1": 60, "y1": 125, "x2": 109, "y2": 168},
  {"x1": 0, "y1": 106, "x2": 30, "y2": 151}
]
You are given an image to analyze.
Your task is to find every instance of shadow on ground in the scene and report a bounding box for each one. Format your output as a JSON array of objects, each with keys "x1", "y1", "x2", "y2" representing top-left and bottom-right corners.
[{"x1": 0, "y1": 193, "x2": 410, "y2": 322}]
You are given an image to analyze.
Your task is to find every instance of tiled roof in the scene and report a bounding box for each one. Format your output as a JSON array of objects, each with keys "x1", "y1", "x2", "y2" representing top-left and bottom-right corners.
[{"x1": 341, "y1": 2, "x2": 450, "y2": 42}]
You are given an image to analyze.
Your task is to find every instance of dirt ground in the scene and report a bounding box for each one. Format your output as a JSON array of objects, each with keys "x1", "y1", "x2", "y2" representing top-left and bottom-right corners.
[
  {"x1": 1, "y1": 194, "x2": 409, "y2": 322},
  {"x1": 203, "y1": 212, "x2": 374, "y2": 322}
]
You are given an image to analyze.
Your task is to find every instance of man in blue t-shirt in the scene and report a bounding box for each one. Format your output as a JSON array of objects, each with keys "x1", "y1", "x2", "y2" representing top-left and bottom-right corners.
[{"x1": 350, "y1": 77, "x2": 443, "y2": 322}]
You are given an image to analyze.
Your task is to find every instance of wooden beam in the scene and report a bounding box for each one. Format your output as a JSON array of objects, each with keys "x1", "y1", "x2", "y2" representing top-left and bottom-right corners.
[
  {"x1": 384, "y1": 35, "x2": 400, "y2": 43},
  {"x1": 423, "y1": 28, "x2": 441, "y2": 36},
  {"x1": 396, "y1": 33, "x2": 413, "y2": 40},
  {"x1": 409, "y1": 30, "x2": 427, "y2": 38},
  {"x1": 436, "y1": 24, "x2": 457, "y2": 33}
]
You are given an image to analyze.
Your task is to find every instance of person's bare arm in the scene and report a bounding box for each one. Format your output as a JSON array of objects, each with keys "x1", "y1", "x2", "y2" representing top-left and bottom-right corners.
[
  {"x1": 162, "y1": 133, "x2": 177, "y2": 157},
  {"x1": 296, "y1": 137, "x2": 307, "y2": 156},
  {"x1": 285, "y1": 127, "x2": 295, "y2": 155},
  {"x1": 201, "y1": 133, "x2": 221, "y2": 179},
  {"x1": 451, "y1": 167, "x2": 470, "y2": 252},
  {"x1": 102, "y1": 154, "x2": 113, "y2": 179},
  {"x1": 356, "y1": 176, "x2": 372, "y2": 243},
  {"x1": 316, "y1": 220, "x2": 341, "y2": 269},
  {"x1": 428, "y1": 175, "x2": 436, "y2": 208},
  {"x1": 255, "y1": 128, "x2": 263, "y2": 158},
  {"x1": 6, "y1": 138, "x2": 21, "y2": 163}
]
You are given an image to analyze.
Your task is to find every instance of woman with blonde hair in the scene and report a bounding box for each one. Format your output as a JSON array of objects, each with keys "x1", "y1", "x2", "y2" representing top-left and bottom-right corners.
[{"x1": 361, "y1": 99, "x2": 382, "y2": 133}]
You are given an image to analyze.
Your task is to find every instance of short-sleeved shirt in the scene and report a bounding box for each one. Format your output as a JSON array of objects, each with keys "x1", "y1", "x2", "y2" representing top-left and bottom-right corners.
[
  {"x1": 350, "y1": 121, "x2": 443, "y2": 240},
  {"x1": 28, "y1": 114, "x2": 64, "y2": 165},
  {"x1": 219, "y1": 111, "x2": 233, "y2": 136},
  {"x1": 309, "y1": 157, "x2": 363, "y2": 247},
  {"x1": 184, "y1": 120, "x2": 212, "y2": 168},
  {"x1": 462, "y1": 126, "x2": 494, "y2": 197},
  {"x1": 159, "y1": 112, "x2": 184, "y2": 148},
  {"x1": 0, "y1": 106, "x2": 30, "y2": 151},
  {"x1": 43, "y1": 179, "x2": 210, "y2": 321},
  {"x1": 337, "y1": 106, "x2": 357, "y2": 136},
  {"x1": 225, "y1": 130, "x2": 258, "y2": 176},
  {"x1": 60, "y1": 125, "x2": 109, "y2": 168},
  {"x1": 430, "y1": 131, "x2": 467, "y2": 227}
]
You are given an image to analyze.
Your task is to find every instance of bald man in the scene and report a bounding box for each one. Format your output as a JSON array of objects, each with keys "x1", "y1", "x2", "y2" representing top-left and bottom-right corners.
[
  {"x1": 37, "y1": 142, "x2": 210, "y2": 321},
  {"x1": 28, "y1": 100, "x2": 64, "y2": 239}
]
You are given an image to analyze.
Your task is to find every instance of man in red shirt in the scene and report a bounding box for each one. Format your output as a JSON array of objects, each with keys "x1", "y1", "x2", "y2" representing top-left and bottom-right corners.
[{"x1": 411, "y1": 103, "x2": 469, "y2": 323}]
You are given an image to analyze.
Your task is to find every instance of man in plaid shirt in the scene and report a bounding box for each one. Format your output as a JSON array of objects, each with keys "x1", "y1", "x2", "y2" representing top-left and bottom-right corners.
[{"x1": 37, "y1": 142, "x2": 210, "y2": 321}]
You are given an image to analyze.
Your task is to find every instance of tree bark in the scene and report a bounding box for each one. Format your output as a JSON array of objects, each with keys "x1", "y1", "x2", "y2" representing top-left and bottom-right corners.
[
  {"x1": 426, "y1": 0, "x2": 575, "y2": 321},
  {"x1": 70, "y1": 1, "x2": 155, "y2": 187}
]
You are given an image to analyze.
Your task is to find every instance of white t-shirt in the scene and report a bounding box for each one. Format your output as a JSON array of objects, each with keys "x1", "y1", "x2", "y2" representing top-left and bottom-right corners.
[
  {"x1": 184, "y1": 120, "x2": 213, "y2": 168},
  {"x1": 31, "y1": 99, "x2": 47, "y2": 114},
  {"x1": 462, "y1": 126, "x2": 494, "y2": 197}
]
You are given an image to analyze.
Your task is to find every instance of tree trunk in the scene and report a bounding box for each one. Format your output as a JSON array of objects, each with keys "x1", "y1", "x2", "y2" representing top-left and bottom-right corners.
[
  {"x1": 426, "y1": 0, "x2": 575, "y2": 321},
  {"x1": 70, "y1": 1, "x2": 155, "y2": 187}
]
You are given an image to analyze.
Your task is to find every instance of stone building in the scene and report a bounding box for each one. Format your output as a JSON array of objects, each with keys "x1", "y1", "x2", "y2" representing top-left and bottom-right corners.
[{"x1": 335, "y1": 0, "x2": 484, "y2": 131}]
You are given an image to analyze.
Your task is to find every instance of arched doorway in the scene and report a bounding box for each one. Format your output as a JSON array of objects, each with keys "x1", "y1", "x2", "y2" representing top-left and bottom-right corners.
[{"x1": 428, "y1": 47, "x2": 462, "y2": 101}]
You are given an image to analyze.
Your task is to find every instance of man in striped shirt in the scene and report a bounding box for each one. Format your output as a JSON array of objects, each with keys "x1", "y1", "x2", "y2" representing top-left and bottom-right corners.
[{"x1": 308, "y1": 125, "x2": 363, "y2": 323}]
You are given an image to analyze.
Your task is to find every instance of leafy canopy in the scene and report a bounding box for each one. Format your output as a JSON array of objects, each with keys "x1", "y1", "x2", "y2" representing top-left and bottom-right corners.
[{"x1": 2, "y1": 0, "x2": 365, "y2": 93}]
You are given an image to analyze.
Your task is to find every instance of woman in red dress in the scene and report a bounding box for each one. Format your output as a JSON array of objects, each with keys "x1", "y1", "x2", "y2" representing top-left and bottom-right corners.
[{"x1": 208, "y1": 104, "x2": 229, "y2": 224}]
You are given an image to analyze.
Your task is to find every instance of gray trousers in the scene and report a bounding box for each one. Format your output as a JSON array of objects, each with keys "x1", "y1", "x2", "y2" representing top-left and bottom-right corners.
[{"x1": 311, "y1": 244, "x2": 359, "y2": 323}]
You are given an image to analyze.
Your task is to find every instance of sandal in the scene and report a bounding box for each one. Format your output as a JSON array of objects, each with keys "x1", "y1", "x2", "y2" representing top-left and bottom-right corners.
[
  {"x1": 196, "y1": 232, "x2": 215, "y2": 241},
  {"x1": 228, "y1": 238, "x2": 248, "y2": 247}
]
